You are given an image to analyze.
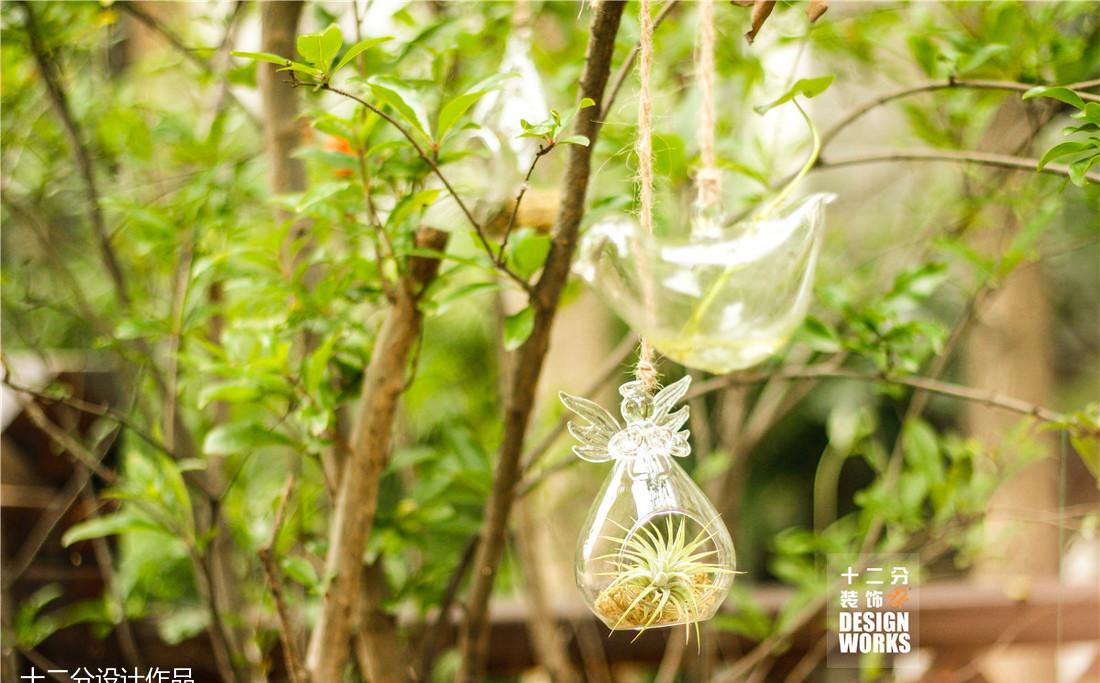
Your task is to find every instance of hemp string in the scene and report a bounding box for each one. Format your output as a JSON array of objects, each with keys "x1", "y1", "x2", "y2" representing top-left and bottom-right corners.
[
  {"x1": 696, "y1": 0, "x2": 721, "y2": 211},
  {"x1": 633, "y1": 0, "x2": 719, "y2": 392},
  {"x1": 634, "y1": 0, "x2": 659, "y2": 394}
]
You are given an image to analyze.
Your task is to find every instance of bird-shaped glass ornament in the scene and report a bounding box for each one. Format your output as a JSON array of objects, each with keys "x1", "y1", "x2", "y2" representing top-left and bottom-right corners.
[
  {"x1": 560, "y1": 375, "x2": 735, "y2": 639},
  {"x1": 574, "y1": 193, "x2": 834, "y2": 374}
]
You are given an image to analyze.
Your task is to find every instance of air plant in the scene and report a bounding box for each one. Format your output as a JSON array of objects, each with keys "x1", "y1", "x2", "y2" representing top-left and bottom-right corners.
[{"x1": 594, "y1": 515, "x2": 736, "y2": 642}]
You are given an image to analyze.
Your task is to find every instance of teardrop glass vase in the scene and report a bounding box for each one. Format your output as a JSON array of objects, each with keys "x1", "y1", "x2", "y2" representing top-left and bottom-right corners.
[
  {"x1": 561, "y1": 376, "x2": 735, "y2": 634},
  {"x1": 574, "y1": 193, "x2": 835, "y2": 374}
]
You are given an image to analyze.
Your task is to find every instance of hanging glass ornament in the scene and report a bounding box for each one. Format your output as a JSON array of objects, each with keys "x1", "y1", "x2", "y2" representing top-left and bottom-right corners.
[
  {"x1": 561, "y1": 375, "x2": 736, "y2": 637},
  {"x1": 574, "y1": 192, "x2": 834, "y2": 374}
]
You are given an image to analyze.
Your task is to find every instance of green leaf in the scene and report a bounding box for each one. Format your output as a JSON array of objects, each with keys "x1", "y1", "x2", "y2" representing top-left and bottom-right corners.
[
  {"x1": 1071, "y1": 434, "x2": 1100, "y2": 483},
  {"x1": 1037, "y1": 140, "x2": 1090, "y2": 170},
  {"x1": 62, "y1": 511, "x2": 167, "y2": 547},
  {"x1": 277, "y1": 61, "x2": 324, "y2": 79},
  {"x1": 558, "y1": 134, "x2": 590, "y2": 146},
  {"x1": 332, "y1": 36, "x2": 392, "y2": 75},
  {"x1": 432, "y1": 281, "x2": 502, "y2": 315},
  {"x1": 368, "y1": 77, "x2": 432, "y2": 139},
  {"x1": 198, "y1": 380, "x2": 261, "y2": 408},
  {"x1": 903, "y1": 418, "x2": 943, "y2": 485},
  {"x1": 319, "y1": 24, "x2": 343, "y2": 70},
  {"x1": 281, "y1": 556, "x2": 321, "y2": 591},
  {"x1": 797, "y1": 316, "x2": 841, "y2": 353},
  {"x1": 509, "y1": 229, "x2": 551, "y2": 278},
  {"x1": 436, "y1": 73, "x2": 516, "y2": 142},
  {"x1": 1069, "y1": 154, "x2": 1099, "y2": 187},
  {"x1": 1023, "y1": 85, "x2": 1085, "y2": 111},
  {"x1": 755, "y1": 75, "x2": 835, "y2": 114},
  {"x1": 386, "y1": 188, "x2": 442, "y2": 230},
  {"x1": 297, "y1": 32, "x2": 322, "y2": 65},
  {"x1": 230, "y1": 51, "x2": 289, "y2": 66},
  {"x1": 203, "y1": 422, "x2": 294, "y2": 456},
  {"x1": 503, "y1": 307, "x2": 535, "y2": 351}
]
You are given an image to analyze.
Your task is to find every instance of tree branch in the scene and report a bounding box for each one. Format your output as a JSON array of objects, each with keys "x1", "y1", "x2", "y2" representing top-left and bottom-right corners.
[
  {"x1": 306, "y1": 227, "x2": 449, "y2": 683},
  {"x1": 116, "y1": 1, "x2": 259, "y2": 125},
  {"x1": 21, "y1": 1, "x2": 129, "y2": 307},
  {"x1": 258, "y1": 476, "x2": 307, "y2": 683},
  {"x1": 690, "y1": 365, "x2": 1086, "y2": 432},
  {"x1": 416, "y1": 536, "x2": 478, "y2": 682},
  {"x1": 498, "y1": 143, "x2": 553, "y2": 263},
  {"x1": 821, "y1": 77, "x2": 1100, "y2": 149},
  {"x1": 322, "y1": 83, "x2": 535, "y2": 294},
  {"x1": 815, "y1": 148, "x2": 1100, "y2": 184},
  {"x1": 455, "y1": 3, "x2": 626, "y2": 680}
]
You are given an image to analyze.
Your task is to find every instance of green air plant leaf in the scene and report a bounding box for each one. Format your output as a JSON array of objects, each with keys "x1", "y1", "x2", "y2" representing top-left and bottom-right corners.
[{"x1": 593, "y1": 515, "x2": 736, "y2": 643}]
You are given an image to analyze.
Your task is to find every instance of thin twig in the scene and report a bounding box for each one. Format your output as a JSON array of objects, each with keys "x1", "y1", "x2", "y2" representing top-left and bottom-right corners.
[
  {"x1": 21, "y1": 2, "x2": 129, "y2": 306},
  {"x1": 3, "y1": 379, "x2": 178, "y2": 461},
  {"x1": 816, "y1": 148, "x2": 1100, "y2": 184},
  {"x1": 163, "y1": 230, "x2": 196, "y2": 452},
  {"x1": 79, "y1": 488, "x2": 142, "y2": 669},
  {"x1": 417, "y1": 536, "x2": 478, "y2": 682},
  {"x1": 821, "y1": 77, "x2": 1100, "y2": 149},
  {"x1": 116, "y1": 1, "x2": 259, "y2": 124},
  {"x1": 258, "y1": 476, "x2": 308, "y2": 683},
  {"x1": 691, "y1": 365, "x2": 1079, "y2": 429},
  {"x1": 455, "y1": 4, "x2": 626, "y2": 680},
  {"x1": 16, "y1": 648, "x2": 74, "y2": 683},
  {"x1": 2, "y1": 424, "x2": 118, "y2": 589},
  {"x1": 320, "y1": 82, "x2": 535, "y2": 294},
  {"x1": 498, "y1": 144, "x2": 553, "y2": 261}
]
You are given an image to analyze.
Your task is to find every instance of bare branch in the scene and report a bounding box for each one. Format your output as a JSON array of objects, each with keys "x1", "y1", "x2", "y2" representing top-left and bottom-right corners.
[
  {"x1": 455, "y1": 4, "x2": 626, "y2": 680},
  {"x1": 416, "y1": 536, "x2": 478, "y2": 681},
  {"x1": 116, "y1": 1, "x2": 259, "y2": 125},
  {"x1": 322, "y1": 83, "x2": 535, "y2": 294},
  {"x1": 821, "y1": 78, "x2": 1100, "y2": 149},
  {"x1": 21, "y1": 1, "x2": 129, "y2": 307},
  {"x1": 306, "y1": 227, "x2": 449, "y2": 683},
  {"x1": 258, "y1": 476, "x2": 308, "y2": 683},
  {"x1": 815, "y1": 148, "x2": 1100, "y2": 184},
  {"x1": 498, "y1": 144, "x2": 553, "y2": 263},
  {"x1": 690, "y1": 365, "x2": 1082, "y2": 430}
]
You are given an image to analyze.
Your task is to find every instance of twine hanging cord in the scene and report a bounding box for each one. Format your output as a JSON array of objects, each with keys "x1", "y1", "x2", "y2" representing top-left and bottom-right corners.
[
  {"x1": 634, "y1": 0, "x2": 660, "y2": 393},
  {"x1": 633, "y1": 0, "x2": 720, "y2": 391}
]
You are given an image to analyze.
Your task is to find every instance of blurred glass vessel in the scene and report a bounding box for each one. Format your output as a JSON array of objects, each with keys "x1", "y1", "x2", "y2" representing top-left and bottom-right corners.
[
  {"x1": 575, "y1": 193, "x2": 835, "y2": 374},
  {"x1": 562, "y1": 376, "x2": 735, "y2": 633}
]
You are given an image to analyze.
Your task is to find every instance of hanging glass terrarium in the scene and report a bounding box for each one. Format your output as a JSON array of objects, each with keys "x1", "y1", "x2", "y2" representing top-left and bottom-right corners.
[
  {"x1": 561, "y1": 376, "x2": 736, "y2": 636},
  {"x1": 574, "y1": 193, "x2": 834, "y2": 374}
]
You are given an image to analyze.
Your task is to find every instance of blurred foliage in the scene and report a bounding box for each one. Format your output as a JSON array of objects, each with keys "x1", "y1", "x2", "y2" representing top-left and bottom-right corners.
[{"x1": 1, "y1": 1, "x2": 1098, "y2": 679}]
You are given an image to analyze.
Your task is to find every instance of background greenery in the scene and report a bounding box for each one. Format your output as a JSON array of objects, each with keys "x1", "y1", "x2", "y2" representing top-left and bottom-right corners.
[{"x1": 1, "y1": 1, "x2": 1097, "y2": 682}]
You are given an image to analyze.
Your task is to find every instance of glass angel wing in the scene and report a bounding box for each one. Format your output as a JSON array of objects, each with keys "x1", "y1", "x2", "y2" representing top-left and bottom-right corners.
[
  {"x1": 559, "y1": 375, "x2": 694, "y2": 468},
  {"x1": 559, "y1": 391, "x2": 621, "y2": 463}
]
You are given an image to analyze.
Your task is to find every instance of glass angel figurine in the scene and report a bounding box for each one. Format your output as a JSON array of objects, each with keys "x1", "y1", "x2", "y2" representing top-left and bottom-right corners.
[{"x1": 560, "y1": 375, "x2": 736, "y2": 638}]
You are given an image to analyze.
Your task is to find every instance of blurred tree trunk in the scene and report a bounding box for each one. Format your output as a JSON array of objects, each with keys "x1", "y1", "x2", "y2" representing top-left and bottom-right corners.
[
  {"x1": 260, "y1": 2, "x2": 306, "y2": 204},
  {"x1": 967, "y1": 97, "x2": 1059, "y2": 683}
]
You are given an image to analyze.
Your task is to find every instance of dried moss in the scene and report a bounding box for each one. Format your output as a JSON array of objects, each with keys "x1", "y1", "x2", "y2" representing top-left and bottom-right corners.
[{"x1": 594, "y1": 573, "x2": 715, "y2": 629}]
